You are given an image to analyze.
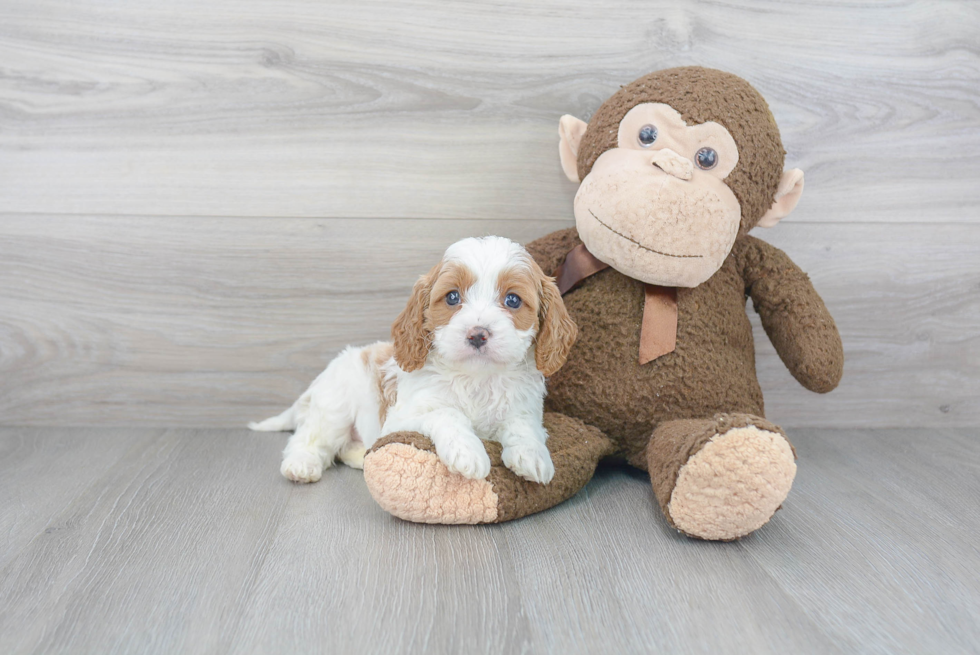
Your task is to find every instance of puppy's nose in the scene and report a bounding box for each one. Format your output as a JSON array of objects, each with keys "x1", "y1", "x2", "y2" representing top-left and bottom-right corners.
[{"x1": 466, "y1": 326, "x2": 491, "y2": 350}]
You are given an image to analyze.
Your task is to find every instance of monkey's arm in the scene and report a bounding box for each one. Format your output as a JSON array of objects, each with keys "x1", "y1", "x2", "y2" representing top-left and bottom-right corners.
[
  {"x1": 524, "y1": 227, "x2": 582, "y2": 277},
  {"x1": 739, "y1": 236, "x2": 843, "y2": 393}
]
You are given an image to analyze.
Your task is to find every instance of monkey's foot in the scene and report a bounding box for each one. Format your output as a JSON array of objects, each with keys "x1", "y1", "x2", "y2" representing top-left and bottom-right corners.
[
  {"x1": 363, "y1": 414, "x2": 611, "y2": 524},
  {"x1": 647, "y1": 414, "x2": 797, "y2": 541}
]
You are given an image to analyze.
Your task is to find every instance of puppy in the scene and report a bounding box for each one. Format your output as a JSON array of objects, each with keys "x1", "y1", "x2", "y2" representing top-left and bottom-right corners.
[{"x1": 250, "y1": 236, "x2": 577, "y2": 485}]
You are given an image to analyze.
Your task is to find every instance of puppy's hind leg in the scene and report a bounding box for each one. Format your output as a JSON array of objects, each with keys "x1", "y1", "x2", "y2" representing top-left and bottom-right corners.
[
  {"x1": 278, "y1": 345, "x2": 375, "y2": 483},
  {"x1": 338, "y1": 443, "x2": 367, "y2": 470},
  {"x1": 281, "y1": 398, "x2": 354, "y2": 483}
]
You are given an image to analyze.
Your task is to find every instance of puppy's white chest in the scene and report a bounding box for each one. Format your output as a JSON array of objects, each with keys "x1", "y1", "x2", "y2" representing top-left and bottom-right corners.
[{"x1": 446, "y1": 375, "x2": 515, "y2": 436}]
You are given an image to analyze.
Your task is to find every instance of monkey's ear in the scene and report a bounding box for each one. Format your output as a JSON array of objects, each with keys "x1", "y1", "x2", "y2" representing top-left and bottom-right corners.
[
  {"x1": 559, "y1": 115, "x2": 588, "y2": 183},
  {"x1": 757, "y1": 169, "x2": 805, "y2": 228}
]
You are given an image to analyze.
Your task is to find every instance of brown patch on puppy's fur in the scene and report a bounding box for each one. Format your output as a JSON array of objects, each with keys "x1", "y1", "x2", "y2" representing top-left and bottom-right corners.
[
  {"x1": 497, "y1": 257, "x2": 578, "y2": 375},
  {"x1": 427, "y1": 261, "x2": 475, "y2": 331},
  {"x1": 391, "y1": 262, "x2": 441, "y2": 372},
  {"x1": 530, "y1": 260, "x2": 578, "y2": 377},
  {"x1": 373, "y1": 342, "x2": 397, "y2": 424},
  {"x1": 392, "y1": 260, "x2": 479, "y2": 372},
  {"x1": 358, "y1": 343, "x2": 397, "y2": 424},
  {"x1": 371, "y1": 342, "x2": 395, "y2": 368},
  {"x1": 497, "y1": 266, "x2": 540, "y2": 332}
]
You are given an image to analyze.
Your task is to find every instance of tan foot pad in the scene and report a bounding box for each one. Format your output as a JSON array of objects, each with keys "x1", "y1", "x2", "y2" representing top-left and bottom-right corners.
[
  {"x1": 668, "y1": 426, "x2": 796, "y2": 541},
  {"x1": 363, "y1": 437, "x2": 498, "y2": 524},
  {"x1": 363, "y1": 416, "x2": 611, "y2": 525}
]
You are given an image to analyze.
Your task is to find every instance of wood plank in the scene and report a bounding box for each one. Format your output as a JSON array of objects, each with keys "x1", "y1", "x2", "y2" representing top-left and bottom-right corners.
[
  {"x1": 0, "y1": 428, "x2": 838, "y2": 654},
  {"x1": 0, "y1": 427, "x2": 161, "y2": 570},
  {"x1": 1, "y1": 0, "x2": 977, "y2": 222},
  {"x1": 225, "y1": 465, "x2": 535, "y2": 655},
  {"x1": 1, "y1": 215, "x2": 977, "y2": 428},
  {"x1": 0, "y1": 214, "x2": 562, "y2": 426},
  {"x1": 1, "y1": 427, "x2": 977, "y2": 653},
  {"x1": 753, "y1": 224, "x2": 980, "y2": 429},
  {"x1": 750, "y1": 428, "x2": 980, "y2": 652},
  {"x1": 0, "y1": 428, "x2": 293, "y2": 654},
  {"x1": 493, "y1": 466, "x2": 849, "y2": 654},
  {"x1": 229, "y1": 459, "x2": 844, "y2": 655}
]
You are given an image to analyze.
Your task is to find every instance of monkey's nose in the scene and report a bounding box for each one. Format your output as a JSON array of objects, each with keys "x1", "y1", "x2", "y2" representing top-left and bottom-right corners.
[
  {"x1": 650, "y1": 148, "x2": 693, "y2": 181},
  {"x1": 466, "y1": 327, "x2": 491, "y2": 350}
]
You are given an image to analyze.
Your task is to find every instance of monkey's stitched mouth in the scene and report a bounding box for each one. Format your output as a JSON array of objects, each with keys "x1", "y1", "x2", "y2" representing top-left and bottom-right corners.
[{"x1": 588, "y1": 209, "x2": 703, "y2": 259}]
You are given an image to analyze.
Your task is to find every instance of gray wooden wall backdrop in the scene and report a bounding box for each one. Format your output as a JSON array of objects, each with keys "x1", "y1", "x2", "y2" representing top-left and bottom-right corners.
[{"x1": 1, "y1": 0, "x2": 978, "y2": 428}]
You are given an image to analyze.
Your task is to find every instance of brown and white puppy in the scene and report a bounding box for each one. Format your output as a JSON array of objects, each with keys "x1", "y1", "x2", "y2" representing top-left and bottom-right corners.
[{"x1": 250, "y1": 236, "x2": 577, "y2": 485}]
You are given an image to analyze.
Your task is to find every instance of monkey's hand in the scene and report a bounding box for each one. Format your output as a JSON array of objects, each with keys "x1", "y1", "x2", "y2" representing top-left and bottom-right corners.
[{"x1": 742, "y1": 237, "x2": 843, "y2": 393}]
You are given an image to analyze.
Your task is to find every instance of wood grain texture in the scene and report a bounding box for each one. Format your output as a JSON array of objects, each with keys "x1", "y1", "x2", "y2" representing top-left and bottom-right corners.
[
  {"x1": 0, "y1": 427, "x2": 977, "y2": 654},
  {"x1": 754, "y1": 223, "x2": 980, "y2": 429},
  {"x1": 1, "y1": 215, "x2": 978, "y2": 428},
  {"x1": 1, "y1": 0, "x2": 978, "y2": 222},
  {"x1": 1, "y1": 0, "x2": 978, "y2": 429},
  {"x1": 1, "y1": 3, "x2": 976, "y2": 651},
  {"x1": 0, "y1": 428, "x2": 294, "y2": 654},
  {"x1": 0, "y1": 427, "x2": 162, "y2": 571},
  {"x1": 751, "y1": 427, "x2": 980, "y2": 653},
  {"x1": 0, "y1": 214, "x2": 559, "y2": 426}
]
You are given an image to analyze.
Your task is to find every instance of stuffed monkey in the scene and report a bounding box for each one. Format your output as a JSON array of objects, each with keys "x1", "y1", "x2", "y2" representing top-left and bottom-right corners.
[{"x1": 362, "y1": 67, "x2": 843, "y2": 541}]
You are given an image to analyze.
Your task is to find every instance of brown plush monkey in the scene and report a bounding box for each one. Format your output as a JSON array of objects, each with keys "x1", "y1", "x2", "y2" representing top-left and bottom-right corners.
[{"x1": 363, "y1": 67, "x2": 843, "y2": 541}]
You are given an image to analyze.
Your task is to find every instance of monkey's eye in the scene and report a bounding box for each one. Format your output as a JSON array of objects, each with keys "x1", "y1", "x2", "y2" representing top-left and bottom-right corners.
[
  {"x1": 504, "y1": 293, "x2": 522, "y2": 309},
  {"x1": 637, "y1": 124, "x2": 658, "y2": 147},
  {"x1": 695, "y1": 147, "x2": 718, "y2": 170},
  {"x1": 446, "y1": 290, "x2": 461, "y2": 306}
]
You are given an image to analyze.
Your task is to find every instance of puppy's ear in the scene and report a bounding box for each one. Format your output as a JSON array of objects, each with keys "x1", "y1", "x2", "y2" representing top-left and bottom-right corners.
[
  {"x1": 533, "y1": 262, "x2": 577, "y2": 377},
  {"x1": 392, "y1": 262, "x2": 439, "y2": 372}
]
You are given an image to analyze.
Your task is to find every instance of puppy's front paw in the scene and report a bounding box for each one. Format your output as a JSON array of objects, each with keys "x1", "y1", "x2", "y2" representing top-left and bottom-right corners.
[
  {"x1": 438, "y1": 438, "x2": 492, "y2": 480},
  {"x1": 502, "y1": 442, "x2": 555, "y2": 484},
  {"x1": 281, "y1": 451, "x2": 324, "y2": 483}
]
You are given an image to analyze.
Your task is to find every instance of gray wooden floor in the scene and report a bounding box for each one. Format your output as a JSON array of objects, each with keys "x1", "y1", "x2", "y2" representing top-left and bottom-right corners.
[{"x1": 1, "y1": 427, "x2": 977, "y2": 654}]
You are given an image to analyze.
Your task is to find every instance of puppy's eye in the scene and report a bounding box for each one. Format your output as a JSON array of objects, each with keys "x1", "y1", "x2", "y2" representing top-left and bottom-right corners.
[
  {"x1": 504, "y1": 293, "x2": 522, "y2": 309},
  {"x1": 446, "y1": 290, "x2": 461, "y2": 306},
  {"x1": 638, "y1": 124, "x2": 658, "y2": 147}
]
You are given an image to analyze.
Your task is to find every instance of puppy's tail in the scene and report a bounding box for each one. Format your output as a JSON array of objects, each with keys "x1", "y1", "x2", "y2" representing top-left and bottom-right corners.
[{"x1": 248, "y1": 403, "x2": 300, "y2": 432}]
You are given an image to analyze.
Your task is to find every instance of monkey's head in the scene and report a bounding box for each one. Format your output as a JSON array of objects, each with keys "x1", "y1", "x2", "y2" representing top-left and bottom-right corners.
[{"x1": 559, "y1": 67, "x2": 804, "y2": 287}]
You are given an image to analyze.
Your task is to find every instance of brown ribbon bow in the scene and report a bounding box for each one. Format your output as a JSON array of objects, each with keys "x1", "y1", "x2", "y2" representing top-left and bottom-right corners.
[{"x1": 554, "y1": 244, "x2": 677, "y2": 365}]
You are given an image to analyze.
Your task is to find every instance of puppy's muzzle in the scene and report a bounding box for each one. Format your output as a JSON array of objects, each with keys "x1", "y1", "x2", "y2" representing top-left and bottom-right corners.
[{"x1": 466, "y1": 326, "x2": 491, "y2": 350}]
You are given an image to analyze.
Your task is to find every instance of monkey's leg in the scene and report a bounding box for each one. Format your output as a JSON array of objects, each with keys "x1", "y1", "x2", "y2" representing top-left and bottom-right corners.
[
  {"x1": 645, "y1": 414, "x2": 797, "y2": 541},
  {"x1": 363, "y1": 413, "x2": 612, "y2": 524}
]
